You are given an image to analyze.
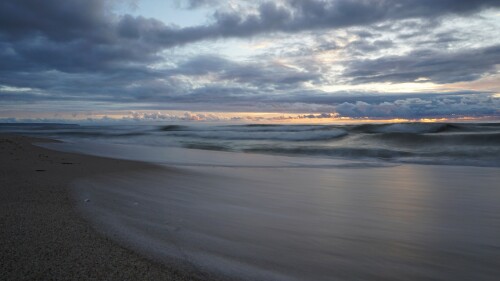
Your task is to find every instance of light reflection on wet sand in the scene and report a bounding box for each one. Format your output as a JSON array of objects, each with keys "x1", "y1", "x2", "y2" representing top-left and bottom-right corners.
[{"x1": 74, "y1": 164, "x2": 500, "y2": 281}]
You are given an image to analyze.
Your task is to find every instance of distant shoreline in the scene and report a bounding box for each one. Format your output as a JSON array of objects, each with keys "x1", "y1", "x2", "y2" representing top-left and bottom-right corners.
[{"x1": 0, "y1": 134, "x2": 222, "y2": 281}]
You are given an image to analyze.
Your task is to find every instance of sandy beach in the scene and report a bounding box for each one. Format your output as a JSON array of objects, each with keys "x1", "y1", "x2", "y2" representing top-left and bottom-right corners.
[
  {"x1": 2, "y1": 133, "x2": 500, "y2": 281},
  {"x1": 0, "y1": 134, "x2": 222, "y2": 281}
]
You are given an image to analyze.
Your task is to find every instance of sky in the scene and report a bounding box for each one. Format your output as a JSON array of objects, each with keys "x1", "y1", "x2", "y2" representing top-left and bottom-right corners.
[{"x1": 0, "y1": 0, "x2": 499, "y2": 123}]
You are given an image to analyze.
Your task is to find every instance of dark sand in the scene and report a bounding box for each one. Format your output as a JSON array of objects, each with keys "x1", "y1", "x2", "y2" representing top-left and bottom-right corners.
[{"x1": 0, "y1": 135, "x2": 221, "y2": 281}]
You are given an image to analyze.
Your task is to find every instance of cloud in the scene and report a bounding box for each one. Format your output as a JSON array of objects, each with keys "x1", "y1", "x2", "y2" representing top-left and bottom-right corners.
[
  {"x1": 170, "y1": 55, "x2": 319, "y2": 88},
  {"x1": 126, "y1": 111, "x2": 226, "y2": 121},
  {"x1": 195, "y1": 0, "x2": 500, "y2": 39},
  {"x1": 178, "y1": 0, "x2": 222, "y2": 9},
  {"x1": 2, "y1": 0, "x2": 499, "y2": 48},
  {"x1": 343, "y1": 44, "x2": 500, "y2": 84},
  {"x1": 1, "y1": 0, "x2": 498, "y2": 76},
  {"x1": 0, "y1": 0, "x2": 109, "y2": 41},
  {"x1": 0, "y1": 0, "x2": 499, "y2": 121},
  {"x1": 333, "y1": 94, "x2": 500, "y2": 118},
  {"x1": 297, "y1": 112, "x2": 340, "y2": 119}
]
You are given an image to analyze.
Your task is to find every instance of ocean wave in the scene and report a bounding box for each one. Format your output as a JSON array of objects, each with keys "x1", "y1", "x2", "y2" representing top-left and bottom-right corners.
[
  {"x1": 157, "y1": 122, "x2": 500, "y2": 136},
  {"x1": 3, "y1": 122, "x2": 500, "y2": 167},
  {"x1": 245, "y1": 146, "x2": 414, "y2": 159},
  {"x1": 159, "y1": 125, "x2": 189, "y2": 131},
  {"x1": 244, "y1": 145, "x2": 500, "y2": 166},
  {"x1": 165, "y1": 129, "x2": 348, "y2": 141},
  {"x1": 159, "y1": 124, "x2": 340, "y2": 133},
  {"x1": 225, "y1": 125, "x2": 334, "y2": 132},
  {"x1": 349, "y1": 122, "x2": 500, "y2": 134},
  {"x1": 182, "y1": 142, "x2": 232, "y2": 151},
  {"x1": 349, "y1": 123, "x2": 458, "y2": 134},
  {"x1": 368, "y1": 132, "x2": 500, "y2": 146}
]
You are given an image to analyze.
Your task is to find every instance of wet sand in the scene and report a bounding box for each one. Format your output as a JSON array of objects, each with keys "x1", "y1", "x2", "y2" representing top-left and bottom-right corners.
[{"x1": 0, "y1": 135, "x2": 223, "y2": 281}]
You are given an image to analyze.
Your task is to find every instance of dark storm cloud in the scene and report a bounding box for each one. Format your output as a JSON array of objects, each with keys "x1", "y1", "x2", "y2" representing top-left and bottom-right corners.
[{"x1": 344, "y1": 45, "x2": 500, "y2": 84}]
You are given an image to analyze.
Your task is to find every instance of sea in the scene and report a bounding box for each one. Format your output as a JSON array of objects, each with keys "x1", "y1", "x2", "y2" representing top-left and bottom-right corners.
[
  {"x1": 1, "y1": 122, "x2": 499, "y2": 167},
  {"x1": 2, "y1": 122, "x2": 500, "y2": 281}
]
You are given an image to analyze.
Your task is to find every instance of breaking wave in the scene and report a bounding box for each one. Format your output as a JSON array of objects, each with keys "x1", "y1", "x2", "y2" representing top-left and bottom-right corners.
[
  {"x1": 245, "y1": 147, "x2": 415, "y2": 159},
  {"x1": 167, "y1": 129, "x2": 348, "y2": 141}
]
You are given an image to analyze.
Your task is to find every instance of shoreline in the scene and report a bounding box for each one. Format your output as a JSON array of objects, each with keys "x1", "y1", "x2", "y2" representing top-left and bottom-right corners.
[
  {"x1": 2, "y1": 134, "x2": 500, "y2": 280},
  {"x1": 0, "y1": 134, "x2": 222, "y2": 280}
]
